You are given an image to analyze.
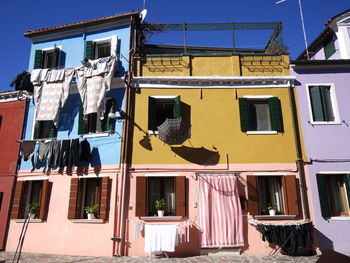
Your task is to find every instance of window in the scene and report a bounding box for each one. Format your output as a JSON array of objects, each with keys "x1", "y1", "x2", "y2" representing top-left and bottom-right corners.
[
  {"x1": 33, "y1": 121, "x2": 57, "y2": 139},
  {"x1": 324, "y1": 36, "x2": 336, "y2": 60},
  {"x1": 11, "y1": 180, "x2": 49, "y2": 220},
  {"x1": 308, "y1": 85, "x2": 338, "y2": 123},
  {"x1": 78, "y1": 98, "x2": 116, "y2": 135},
  {"x1": 34, "y1": 48, "x2": 61, "y2": 69},
  {"x1": 239, "y1": 97, "x2": 283, "y2": 133},
  {"x1": 317, "y1": 174, "x2": 350, "y2": 218},
  {"x1": 135, "y1": 176, "x2": 186, "y2": 217},
  {"x1": 68, "y1": 177, "x2": 110, "y2": 220},
  {"x1": 85, "y1": 36, "x2": 117, "y2": 60},
  {"x1": 148, "y1": 177, "x2": 175, "y2": 216},
  {"x1": 247, "y1": 175, "x2": 300, "y2": 216},
  {"x1": 148, "y1": 96, "x2": 181, "y2": 132},
  {"x1": 0, "y1": 115, "x2": 2, "y2": 130}
]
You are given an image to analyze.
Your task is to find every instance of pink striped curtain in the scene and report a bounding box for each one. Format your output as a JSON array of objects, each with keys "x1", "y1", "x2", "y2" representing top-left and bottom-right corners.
[{"x1": 199, "y1": 174, "x2": 244, "y2": 247}]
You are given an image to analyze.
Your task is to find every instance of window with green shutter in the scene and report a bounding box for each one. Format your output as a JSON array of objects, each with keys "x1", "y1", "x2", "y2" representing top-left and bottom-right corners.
[
  {"x1": 78, "y1": 98, "x2": 116, "y2": 135},
  {"x1": 148, "y1": 96, "x2": 182, "y2": 132},
  {"x1": 33, "y1": 121, "x2": 57, "y2": 139},
  {"x1": 317, "y1": 174, "x2": 350, "y2": 218},
  {"x1": 324, "y1": 37, "x2": 336, "y2": 60},
  {"x1": 33, "y1": 47, "x2": 61, "y2": 69},
  {"x1": 239, "y1": 97, "x2": 283, "y2": 133},
  {"x1": 308, "y1": 85, "x2": 335, "y2": 122}
]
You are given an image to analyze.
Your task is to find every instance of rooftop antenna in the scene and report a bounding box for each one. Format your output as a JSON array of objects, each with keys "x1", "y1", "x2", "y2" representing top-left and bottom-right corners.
[{"x1": 276, "y1": 0, "x2": 310, "y2": 60}]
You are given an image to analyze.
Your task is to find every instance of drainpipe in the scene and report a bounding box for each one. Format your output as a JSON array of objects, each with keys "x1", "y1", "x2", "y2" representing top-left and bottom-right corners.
[
  {"x1": 112, "y1": 14, "x2": 138, "y2": 257},
  {"x1": 288, "y1": 80, "x2": 310, "y2": 219}
]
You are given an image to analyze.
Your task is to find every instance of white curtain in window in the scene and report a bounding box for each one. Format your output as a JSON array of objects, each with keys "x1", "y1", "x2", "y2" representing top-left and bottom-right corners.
[{"x1": 199, "y1": 174, "x2": 244, "y2": 247}]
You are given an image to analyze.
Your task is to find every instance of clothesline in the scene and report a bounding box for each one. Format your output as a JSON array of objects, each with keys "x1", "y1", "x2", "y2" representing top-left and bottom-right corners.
[{"x1": 248, "y1": 219, "x2": 312, "y2": 227}]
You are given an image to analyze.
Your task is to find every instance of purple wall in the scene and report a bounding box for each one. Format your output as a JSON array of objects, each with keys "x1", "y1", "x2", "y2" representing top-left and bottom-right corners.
[
  {"x1": 292, "y1": 67, "x2": 350, "y2": 255},
  {"x1": 312, "y1": 37, "x2": 341, "y2": 60}
]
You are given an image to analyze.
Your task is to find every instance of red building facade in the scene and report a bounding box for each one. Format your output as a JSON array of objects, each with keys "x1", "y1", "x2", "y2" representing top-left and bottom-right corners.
[{"x1": 0, "y1": 91, "x2": 28, "y2": 250}]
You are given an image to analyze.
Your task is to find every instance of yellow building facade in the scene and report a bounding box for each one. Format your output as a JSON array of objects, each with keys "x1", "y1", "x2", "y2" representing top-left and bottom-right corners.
[{"x1": 122, "y1": 50, "x2": 311, "y2": 257}]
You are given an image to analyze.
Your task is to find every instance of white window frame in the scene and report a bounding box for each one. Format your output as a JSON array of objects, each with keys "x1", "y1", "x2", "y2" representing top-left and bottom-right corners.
[
  {"x1": 243, "y1": 95, "x2": 277, "y2": 135},
  {"x1": 91, "y1": 36, "x2": 118, "y2": 58},
  {"x1": 148, "y1": 95, "x2": 178, "y2": 135},
  {"x1": 305, "y1": 83, "x2": 341, "y2": 125}
]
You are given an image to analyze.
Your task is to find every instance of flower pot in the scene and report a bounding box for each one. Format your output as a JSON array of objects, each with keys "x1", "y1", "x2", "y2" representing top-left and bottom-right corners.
[
  {"x1": 269, "y1": 209, "x2": 276, "y2": 216},
  {"x1": 87, "y1": 213, "x2": 96, "y2": 220},
  {"x1": 157, "y1": 210, "x2": 164, "y2": 217},
  {"x1": 29, "y1": 213, "x2": 35, "y2": 220}
]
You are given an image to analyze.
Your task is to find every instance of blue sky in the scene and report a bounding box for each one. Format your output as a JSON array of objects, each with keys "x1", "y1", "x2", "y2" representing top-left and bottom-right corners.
[{"x1": 0, "y1": 0, "x2": 348, "y2": 92}]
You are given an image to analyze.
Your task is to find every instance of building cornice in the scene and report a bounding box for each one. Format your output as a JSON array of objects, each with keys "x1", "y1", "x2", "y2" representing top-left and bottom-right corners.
[
  {"x1": 0, "y1": 90, "x2": 32, "y2": 102},
  {"x1": 132, "y1": 75, "x2": 295, "y2": 89}
]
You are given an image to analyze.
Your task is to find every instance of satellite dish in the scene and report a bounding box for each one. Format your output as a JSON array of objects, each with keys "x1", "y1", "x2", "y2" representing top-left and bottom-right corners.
[{"x1": 140, "y1": 9, "x2": 147, "y2": 23}]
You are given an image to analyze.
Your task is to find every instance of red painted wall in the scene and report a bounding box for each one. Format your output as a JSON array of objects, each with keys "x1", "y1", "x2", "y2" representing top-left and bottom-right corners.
[
  {"x1": 0, "y1": 99, "x2": 26, "y2": 250},
  {"x1": 0, "y1": 100, "x2": 26, "y2": 175}
]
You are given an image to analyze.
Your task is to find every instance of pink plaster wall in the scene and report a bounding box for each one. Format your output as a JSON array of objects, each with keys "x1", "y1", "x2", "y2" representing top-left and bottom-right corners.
[
  {"x1": 124, "y1": 163, "x2": 315, "y2": 256},
  {"x1": 6, "y1": 165, "x2": 119, "y2": 257}
]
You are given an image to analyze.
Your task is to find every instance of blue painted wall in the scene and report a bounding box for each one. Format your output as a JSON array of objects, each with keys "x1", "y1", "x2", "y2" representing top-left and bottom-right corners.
[{"x1": 20, "y1": 25, "x2": 130, "y2": 170}]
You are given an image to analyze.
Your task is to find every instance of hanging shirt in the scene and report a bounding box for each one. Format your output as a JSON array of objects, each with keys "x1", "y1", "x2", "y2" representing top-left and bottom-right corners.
[
  {"x1": 34, "y1": 68, "x2": 74, "y2": 126},
  {"x1": 76, "y1": 57, "x2": 116, "y2": 118}
]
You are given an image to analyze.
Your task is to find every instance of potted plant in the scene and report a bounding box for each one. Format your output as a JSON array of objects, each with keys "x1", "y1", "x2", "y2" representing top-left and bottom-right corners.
[
  {"x1": 268, "y1": 204, "x2": 278, "y2": 216},
  {"x1": 85, "y1": 204, "x2": 99, "y2": 220},
  {"x1": 154, "y1": 199, "x2": 166, "y2": 217},
  {"x1": 26, "y1": 203, "x2": 39, "y2": 219}
]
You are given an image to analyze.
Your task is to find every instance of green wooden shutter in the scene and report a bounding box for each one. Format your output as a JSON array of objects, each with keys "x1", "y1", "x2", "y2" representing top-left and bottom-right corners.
[
  {"x1": 85, "y1": 41, "x2": 94, "y2": 60},
  {"x1": 33, "y1": 121, "x2": 42, "y2": 139},
  {"x1": 78, "y1": 104, "x2": 88, "y2": 135},
  {"x1": 148, "y1": 97, "x2": 157, "y2": 131},
  {"x1": 268, "y1": 97, "x2": 283, "y2": 132},
  {"x1": 48, "y1": 123, "x2": 58, "y2": 138},
  {"x1": 320, "y1": 86, "x2": 335, "y2": 122},
  {"x1": 173, "y1": 96, "x2": 181, "y2": 118},
  {"x1": 344, "y1": 174, "x2": 350, "y2": 209},
  {"x1": 34, "y1": 50, "x2": 43, "y2": 69},
  {"x1": 316, "y1": 174, "x2": 331, "y2": 219},
  {"x1": 239, "y1": 98, "x2": 251, "y2": 132},
  {"x1": 324, "y1": 37, "x2": 336, "y2": 60},
  {"x1": 309, "y1": 86, "x2": 325, "y2": 122}
]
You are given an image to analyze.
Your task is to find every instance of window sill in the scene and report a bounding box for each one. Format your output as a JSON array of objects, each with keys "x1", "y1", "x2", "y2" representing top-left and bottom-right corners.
[
  {"x1": 13, "y1": 219, "x2": 43, "y2": 223},
  {"x1": 254, "y1": 215, "x2": 297, "y2": 220},
  {"x1": 328, "y1": 216, "x2": 350, "y2": 221},
  {"x1": 140, "y1": 216, "x2": 183, "y2": 221},
  {"x1": 246, "y1": 131, "x2": 278, "y2": 135},
  {"x1": 70, "y1": 219, "x2": 105, "y2": 223},
  {"x1": 309, "y1": 121, "x2": 342, "y2": 125},
  {"x1": 82, "y1": 132, "x2": 109, "y2": 138}
]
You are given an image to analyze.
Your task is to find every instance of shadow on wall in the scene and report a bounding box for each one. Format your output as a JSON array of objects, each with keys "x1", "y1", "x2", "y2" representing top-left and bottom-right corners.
[
  {"x1": 171, "y1": 146, "x2": 220, "y2": 165},
  {"x1": 315, "y1": 228, "x2": 334, "y2": 253}
]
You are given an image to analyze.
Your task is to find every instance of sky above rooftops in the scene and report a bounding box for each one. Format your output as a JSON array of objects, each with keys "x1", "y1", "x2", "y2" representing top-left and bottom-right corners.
[{"x1": 0, "y1": 0, "x2": 348, "y2": 92}]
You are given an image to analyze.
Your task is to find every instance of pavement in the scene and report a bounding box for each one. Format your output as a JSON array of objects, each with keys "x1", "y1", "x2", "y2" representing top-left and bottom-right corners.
[{"x1": 0, "y1": 252, "x2": 320, "y2": 262}]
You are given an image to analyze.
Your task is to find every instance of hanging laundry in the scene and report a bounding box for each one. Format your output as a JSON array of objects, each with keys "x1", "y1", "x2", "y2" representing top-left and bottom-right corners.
[
  {"x1": 47, "y1": 140, "x2": 61, "y2": 167},
  {"x1": 32, "y1": 68, "x2": 74, "y2": 126},
  {"x1": 133, "y1": 221, "x2": 145, "y2": 240},
  {"x1": 76, "y1": 57, "x2": 116, "y2": 120},
  {"x1": 10, "y1": 71, "x2": 34, "y2": 93},
  {"x1": 58, "y1": 139, "x2": 70, "y2": 168},
  {"x1": 249, "y1": 220, "x2": 313, "y2": 256},
  {"x1": 144, "y1": 224, "x2": 178, "y2": 255},
  {"x1": 79, "y1": 139, "x2": 91, "y2": 163},
  {"x1": 68, "y1": 138, "x2": 80, "y2": 167},
  {"x1": 19, "y1": 141, "x2": 36, "y2": 161}
]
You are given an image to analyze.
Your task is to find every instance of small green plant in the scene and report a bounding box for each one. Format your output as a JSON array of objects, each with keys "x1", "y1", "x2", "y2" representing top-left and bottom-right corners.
[
  {"x1": 85, "y1": 204, "x2": 99, "y2": 214},
  {"x1": 26, "y1": 203, "x2": 39, "y2": 214},
  {"x1": 267, "y1": 203, "x2": 278, "y2": 210},
  {"x1": 154, "y1": 199, "x2": 166, "y2": 210}
]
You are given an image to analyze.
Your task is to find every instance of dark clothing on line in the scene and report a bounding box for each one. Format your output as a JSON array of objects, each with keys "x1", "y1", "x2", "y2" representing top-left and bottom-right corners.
[
  {"x1": 20, "y1": 141, "x2": 36, "y2": 161},
  {"x1": 79, "y1": 139, "x2": 91, "y2": 163},
  {"x1": 58, "y1": 140, "x2": 70, "y2": 168},
  {"x1": 68, "y1": 138, "x2": 80, "y2": 167},
  {"x1": 10, "y1": 71, "x2": 34, "y2": 93},
  {"x1": 256, "y1": 222, "x2": 313, "y2": 256}
]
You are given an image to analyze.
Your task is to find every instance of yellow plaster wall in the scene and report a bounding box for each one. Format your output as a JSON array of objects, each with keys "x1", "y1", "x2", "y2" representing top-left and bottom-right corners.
[
  {"x1": 134, "y1": 54, "x2": 289, "y2": 77},
  {"x1": 130, "y1": 87, "x2": 298, "y2": 165}
]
